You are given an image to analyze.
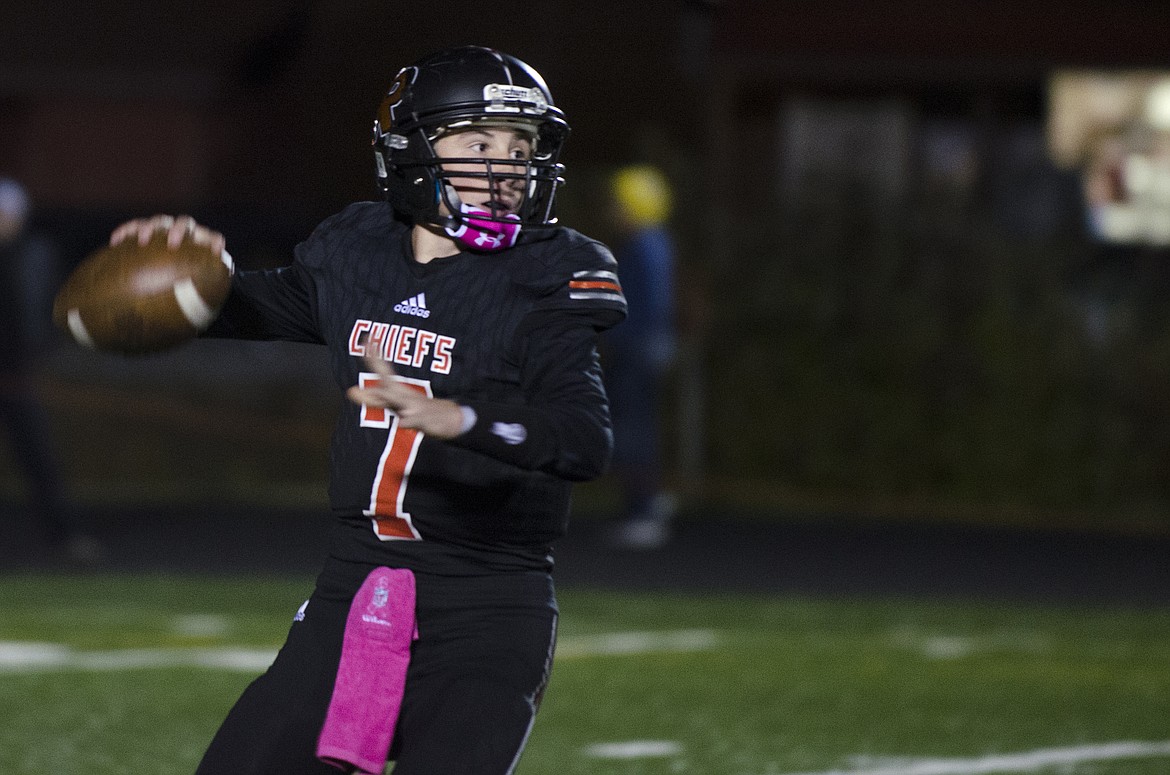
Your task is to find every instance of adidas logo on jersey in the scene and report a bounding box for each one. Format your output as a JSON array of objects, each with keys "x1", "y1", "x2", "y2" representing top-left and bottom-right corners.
[{"x1": 394, "y1": 293, "x2": 431, "y2": 318}]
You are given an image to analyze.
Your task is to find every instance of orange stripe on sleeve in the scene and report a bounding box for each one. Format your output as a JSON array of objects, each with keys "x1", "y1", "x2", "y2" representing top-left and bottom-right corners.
[{"x1": 569, "y1": 280, "x2": 622, "y2": 292}]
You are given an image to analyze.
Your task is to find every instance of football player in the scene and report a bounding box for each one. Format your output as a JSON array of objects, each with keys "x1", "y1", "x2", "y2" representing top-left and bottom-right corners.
[{"x1": 110, "y1": 47, "x2": 626, "y2": 774}]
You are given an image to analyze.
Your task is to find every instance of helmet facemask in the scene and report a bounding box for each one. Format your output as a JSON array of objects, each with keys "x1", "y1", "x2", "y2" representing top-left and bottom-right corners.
[{"x1": 377, "y1": 120, "x2": 566, "y2": 236}]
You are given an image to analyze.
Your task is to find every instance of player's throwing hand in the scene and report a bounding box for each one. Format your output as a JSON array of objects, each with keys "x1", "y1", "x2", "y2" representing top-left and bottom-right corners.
[
  {"x1": 347, "y1": 353, "x2": 466, "y2": 439},
  {"x1": 110, "y1": 214, "x2": 227, "y2": 253}
]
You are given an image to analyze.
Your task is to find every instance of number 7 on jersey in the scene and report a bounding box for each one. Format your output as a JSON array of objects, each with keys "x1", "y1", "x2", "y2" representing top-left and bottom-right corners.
[{"x1": 358, "y1": 373, "x2": 432, "y2": 540}]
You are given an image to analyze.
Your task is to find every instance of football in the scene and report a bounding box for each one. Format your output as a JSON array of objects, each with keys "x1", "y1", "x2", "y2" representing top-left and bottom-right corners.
[{"x1": 52, "y1": 232, "x2": 234, "y2": 354}]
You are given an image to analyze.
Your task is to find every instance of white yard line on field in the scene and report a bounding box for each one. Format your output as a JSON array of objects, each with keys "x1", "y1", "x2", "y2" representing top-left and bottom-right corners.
[
  {"x1": 772, "y1": 740, "x2": 1170, "y2": 775},
  {"x1": 555, "y1": 628, "x2": 719, "y2": 659},
  {"x1": 887, "y1": 628, "x2": 1050, "y2": 661},
  {"x1": 0, "y1": 629, "x2": 719, "y2": 674},
  {"x1": 171, "y1": 614, "x2": 232, "y2": 638},
  {"x1": 583, "y1": 740, "x2": 683, "y2": 759},
  {"x1": 0, "y1": 641, "x2": 277, "y2": 673}
]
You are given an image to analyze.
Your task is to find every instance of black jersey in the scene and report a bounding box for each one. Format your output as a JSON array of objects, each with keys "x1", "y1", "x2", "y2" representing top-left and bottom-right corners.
[{"x1": 208, "y1": 202, "x2": 626, "y2": 573}]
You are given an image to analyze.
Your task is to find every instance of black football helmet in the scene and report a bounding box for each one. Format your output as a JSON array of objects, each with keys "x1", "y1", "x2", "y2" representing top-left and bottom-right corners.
[{"x1": 372, "y1": 46, "x2": 570, "y2": 229}]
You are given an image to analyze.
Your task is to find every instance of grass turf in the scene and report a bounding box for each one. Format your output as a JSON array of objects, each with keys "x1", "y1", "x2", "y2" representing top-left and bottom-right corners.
[{"x1": 0, "y1": 574, "x2": 1168, "y2": 774}]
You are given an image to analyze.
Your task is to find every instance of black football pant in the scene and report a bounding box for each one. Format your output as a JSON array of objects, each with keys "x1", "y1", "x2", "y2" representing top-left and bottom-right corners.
[{"x1": 195, "y1": 556, "x2": 558, "y2": 775}]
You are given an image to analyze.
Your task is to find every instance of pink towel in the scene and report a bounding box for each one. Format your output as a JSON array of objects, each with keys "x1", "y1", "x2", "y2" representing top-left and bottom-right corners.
[{"x1": 317, "y1": 567, "x2": 418, "y2": 774}]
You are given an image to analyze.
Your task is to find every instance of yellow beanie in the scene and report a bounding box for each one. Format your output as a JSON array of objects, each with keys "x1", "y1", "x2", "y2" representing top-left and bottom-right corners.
[{"x1": 611, "y1": 165, "x2": 672, "y2": 227}]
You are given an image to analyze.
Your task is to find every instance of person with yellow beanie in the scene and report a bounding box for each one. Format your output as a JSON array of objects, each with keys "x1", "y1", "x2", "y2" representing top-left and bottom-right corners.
[{"x1": 603, "y1": 165, "x2": 679, "y2": 550}]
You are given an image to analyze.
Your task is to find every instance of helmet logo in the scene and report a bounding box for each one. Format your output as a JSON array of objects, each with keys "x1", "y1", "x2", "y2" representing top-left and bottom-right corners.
[
  {"x1": 387, "y1": 67, "x2": 417, "y2": 123},
  {"x1": 483, "y1": 84, "x2": 548, "y2": 115},
  {"x1": 374, "y1": 66, "x2": 419, "y2": 141}
]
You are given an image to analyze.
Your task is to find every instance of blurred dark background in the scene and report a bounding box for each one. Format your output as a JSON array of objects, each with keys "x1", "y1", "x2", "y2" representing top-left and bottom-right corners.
[{"x1": 6, "y1": 0, "x2": 1170, "y2": 540}]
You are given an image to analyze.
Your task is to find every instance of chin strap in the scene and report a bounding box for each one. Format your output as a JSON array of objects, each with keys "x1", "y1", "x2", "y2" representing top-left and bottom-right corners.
[{"x1": 444, "y1": 201, "x2": 522, "y2": 252}]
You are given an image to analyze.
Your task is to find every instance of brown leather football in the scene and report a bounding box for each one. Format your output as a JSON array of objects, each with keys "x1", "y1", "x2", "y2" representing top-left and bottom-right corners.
[{"x1": 52, "y1": 232, "x2": 234, "y2": 354}]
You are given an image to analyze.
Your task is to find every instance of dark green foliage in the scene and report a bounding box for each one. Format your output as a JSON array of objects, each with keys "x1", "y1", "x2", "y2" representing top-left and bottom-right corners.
[{"x1": 697, "y1": 196, "x2": 1170, "y2": 519}]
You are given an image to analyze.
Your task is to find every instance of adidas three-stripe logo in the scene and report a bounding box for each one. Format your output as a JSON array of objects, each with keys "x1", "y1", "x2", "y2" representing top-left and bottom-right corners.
[{"x1": 394, "y1": 293, "x2": 431, "y2": 318}]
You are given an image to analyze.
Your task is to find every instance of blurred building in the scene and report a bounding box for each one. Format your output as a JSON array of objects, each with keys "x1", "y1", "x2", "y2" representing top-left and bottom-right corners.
[
  {"x1": 6, "y1": 1, "x2": 1170, "y2": 515},
  {"x1": 703, "y1": 0, "x2": 1170, "y2": 258}
]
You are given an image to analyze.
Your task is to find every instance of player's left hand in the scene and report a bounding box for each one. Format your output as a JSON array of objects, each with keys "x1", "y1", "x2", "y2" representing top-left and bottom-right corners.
[{"x1": 347, "y1": 354, "x2": 466, "y2": 439}]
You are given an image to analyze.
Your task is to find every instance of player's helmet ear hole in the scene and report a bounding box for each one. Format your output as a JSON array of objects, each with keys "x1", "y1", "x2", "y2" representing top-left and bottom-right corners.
[{"x1": 372, "y1": 46, "x2": 569, "y2": 232}]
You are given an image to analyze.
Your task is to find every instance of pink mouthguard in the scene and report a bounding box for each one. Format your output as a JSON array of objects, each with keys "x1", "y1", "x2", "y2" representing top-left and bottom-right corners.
[{"x1": 445, "y1": 202, "x2": 522, "y2": 252}]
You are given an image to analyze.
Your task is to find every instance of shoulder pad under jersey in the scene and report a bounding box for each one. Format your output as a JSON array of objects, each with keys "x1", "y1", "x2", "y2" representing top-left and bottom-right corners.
[{"x1": 518, "y1": 228, "x2": 627, "y2": 328}]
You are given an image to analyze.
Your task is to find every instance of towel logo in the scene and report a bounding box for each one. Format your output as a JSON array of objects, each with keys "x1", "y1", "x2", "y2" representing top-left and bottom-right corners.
[
  {"x1": 372, "y1": 577, "x2": 390, "y2": 609},
  {"x1": 362, "y1": 575, "x2": 394, "y2": 628}
]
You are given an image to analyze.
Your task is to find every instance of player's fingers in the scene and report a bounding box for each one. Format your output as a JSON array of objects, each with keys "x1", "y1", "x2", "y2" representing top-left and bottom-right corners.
[
  {"x1": 110, "y1": 217, "x2": 160, "y2": 246},
  {"x1": 347, "y1": 384, "x2": 402, "y2": 408},
  {"x1": 109, "y1": 219, "x2": 146, "y2": 246},
  {"x1": 136, "y1": 214, "x2": 176, "y2": 245},
  {"x1": 166, "y1": 215, "x2": 199, "y2": 249},
  {"x1": 363, "y1": 352, "x2": 398, "y2": 383},
  {"x1": 346, "y1": 385, "x2": 381, "y2": 407},
  {"x1": 190, "y1": 226, "x2": 227, "y2": 255}
]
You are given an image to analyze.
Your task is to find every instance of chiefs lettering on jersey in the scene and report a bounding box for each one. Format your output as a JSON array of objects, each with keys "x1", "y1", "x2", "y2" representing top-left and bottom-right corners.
[{"x1": 348, "y1": 319, "x2": 456, "y2": 374}]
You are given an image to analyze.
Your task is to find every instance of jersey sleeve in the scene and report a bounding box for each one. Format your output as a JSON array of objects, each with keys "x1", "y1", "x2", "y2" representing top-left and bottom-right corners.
[
  {"x1": 443, "y1": 236, "x2": 628, "y2": 481},
  {"x1": 447, "y1": 310, "x2": 614, "y2": 481},
  {"x1": 526, "y1": 233, "x2": 627, "y2": 328},
  {"x1": 202, "y1": 208, "x2": 355, "y2": 343},
  {"x1": 204, "y1": 260, "x2": 323, "y2": 342}
]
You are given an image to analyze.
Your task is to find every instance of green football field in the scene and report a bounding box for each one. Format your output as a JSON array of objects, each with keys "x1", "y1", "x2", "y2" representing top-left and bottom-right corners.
[{"x1": 1, "y1": 573, "x2": 1168, "y2": 775}]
